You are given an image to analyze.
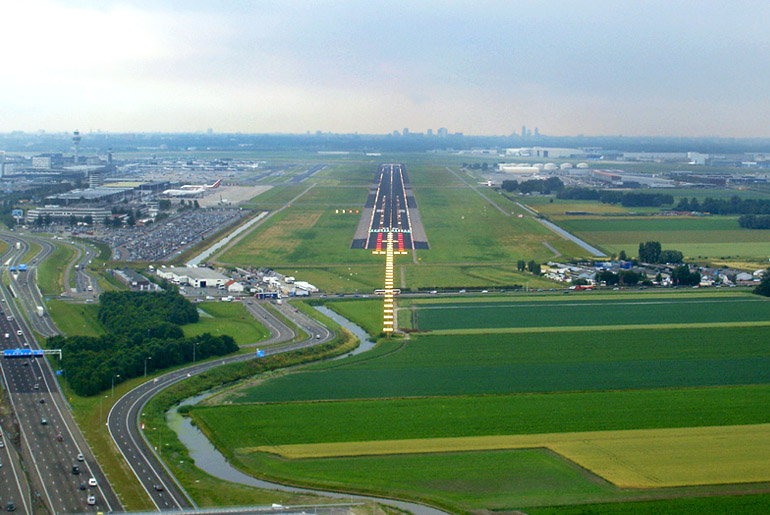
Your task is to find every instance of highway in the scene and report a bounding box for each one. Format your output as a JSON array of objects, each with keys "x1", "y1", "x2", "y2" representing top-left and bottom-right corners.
[
  {"x1": 0, "y1": 233, "x2": 122, "y2": 513},
  {"x1": 108, "y1": 298, "x2": 334, "y2": 509}
]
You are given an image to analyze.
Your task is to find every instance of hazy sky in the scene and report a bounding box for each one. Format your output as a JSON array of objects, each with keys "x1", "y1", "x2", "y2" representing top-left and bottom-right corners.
[{"x1": 2, "y1": 1, "x2": 768, "y2": 137}]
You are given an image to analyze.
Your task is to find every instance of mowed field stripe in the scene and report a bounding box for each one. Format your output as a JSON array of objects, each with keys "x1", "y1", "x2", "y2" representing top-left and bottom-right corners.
[
  {"x1": 251, "y1": 423, "x2": 770, "y2": 489},
  {"x1": 414, "y1": 297, "x2": 767, "y2": 310},
  {"x1": 423, "y1": 320, "x2": 770, "y2": 335}
]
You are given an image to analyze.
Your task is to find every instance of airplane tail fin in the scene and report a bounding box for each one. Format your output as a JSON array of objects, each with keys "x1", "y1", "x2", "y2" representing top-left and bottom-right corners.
[{"x1": 211, "y1": 179, "x2": 221, "y2": 188}]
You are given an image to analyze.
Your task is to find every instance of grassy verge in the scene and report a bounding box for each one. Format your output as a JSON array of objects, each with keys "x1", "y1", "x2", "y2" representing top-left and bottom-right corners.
[
  {"x1": 46, "y1": 300, "x2": 105, "y2": 337},
  {"x1": 321, "y1": 299, "x2": 383, "y2": 338},
  {"x1": 21, "y1": 241, "x2": 41, "y2": 263},
  {"x1": 37, "y1": 243, "x2": 75, "y2": 294},
  {"x1": 183, "y1": 302, "x2": 270, "y2": 346}
]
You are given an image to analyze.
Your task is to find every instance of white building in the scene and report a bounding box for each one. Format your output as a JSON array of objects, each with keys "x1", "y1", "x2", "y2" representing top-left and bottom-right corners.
[{"x1": 156, "y1": 267, "x2": 229, "y2": 288}]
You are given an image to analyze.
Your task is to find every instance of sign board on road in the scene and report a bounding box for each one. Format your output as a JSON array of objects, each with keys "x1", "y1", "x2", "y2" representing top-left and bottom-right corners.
[
  {"x1": 3, "y1": 349, "x2": 43, "y2": 358},
  {"x1": 11, "y1": 209, "x2": 23, "y2": 219},
  {"x1": 256, "y1": 349, "x2": 265, "y2": 357}
]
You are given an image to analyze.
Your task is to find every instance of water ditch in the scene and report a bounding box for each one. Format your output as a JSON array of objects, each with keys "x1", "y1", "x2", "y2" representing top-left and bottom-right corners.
[{"x1": 166, "y1": 307, "x2": 448, "y2": 515}]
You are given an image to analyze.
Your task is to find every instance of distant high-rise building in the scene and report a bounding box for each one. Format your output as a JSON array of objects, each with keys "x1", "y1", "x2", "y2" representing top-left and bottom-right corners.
[
  {"x1": 427, "y1": 129, "x2": 433, "y2": 136},
  {"x1": 527, "y1": 129, "x2": 532, "y2": 137},
  {"x1": 393, "y1": 130, "x2": 400, "y2": 137},
  {"x1": 89, "y1": 169, "x2": 104, "y2": 188},
  {"x1": 0, "y1": 151, "x2": 4, "y2": 178},
  {"x1": 402, "y1": 128, "x2": 409, "y2": 136},
  {"x1": 437, "y1": 127, "x2": 448, "y2": 137},
  {"x1": 521, "y1": 125, "x2": 526, "y2": 137},
  {"x1": 72, "y1": 130, "x2": 81, "y2": 163},
  {"x1": 534, "y1": 127, "x2": 540, "y2": 137}
]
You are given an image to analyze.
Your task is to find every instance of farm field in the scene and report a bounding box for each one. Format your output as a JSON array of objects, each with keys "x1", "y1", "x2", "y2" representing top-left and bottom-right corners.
[
  {"x1": 554, "y1": 216, "x2": 770, "y2": 258},
  {"x1": 183, "y1": 154, "x2": 770, "y2": 512},
  {"x1": 212, "y1": 325, "x2": 770, "y2": 403},
  {"x1": 409, "y1": 293, "x2": 770, "y2": 331}
]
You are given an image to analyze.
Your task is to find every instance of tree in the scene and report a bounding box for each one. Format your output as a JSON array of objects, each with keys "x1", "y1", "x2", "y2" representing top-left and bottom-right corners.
[
  {"x1": 159, "y1": 199, "x2": 171, "y2": 210},
  {"x1": 618, "y1": 250, "x2": 627, "y2": 261},
  {"x1": 527, "y1": 261, "x2": 540, "y2": 275},
  {"x1": 638, "y1": 241, "x2": 662, "y2": 263},
  {"x1": 658, "y1": 250, "x2": 684, "y2": 263},
  {"x1": 753, "y1": 270, "x2": 770, "y2": 297},
  {"x1": 501, "y1": 180, "x2": 518, "y2": 192},
  {"x1": 596, "y1": 270, "x2": 619, "y2": 285},
  {"x1": 69, "y1": 214, "x2": 77, "y2": 227},
  {"x1": 516, "y1": 260, "x2": 526, "y2": 271},
  {"x1": 671, "y1": 265, "x2": 701, "y2": 286}
]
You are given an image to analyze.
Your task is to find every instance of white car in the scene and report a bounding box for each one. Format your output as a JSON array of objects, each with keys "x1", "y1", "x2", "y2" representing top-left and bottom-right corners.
[
  {"x1": 87, "y1": 495, "x2": 96, "y2": 505},
  {"x1": 16, "y1": 330, "x2": 22, "y2": 336},
  {"x1": 88, "y1": 477, "x2": 97, "y2": 487}
]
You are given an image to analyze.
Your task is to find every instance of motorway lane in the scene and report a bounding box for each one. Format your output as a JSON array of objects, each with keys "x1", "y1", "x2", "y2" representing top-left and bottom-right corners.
[
  {"x1": 0, "y1": 420, "x2": 27, "y2": 513},
  {"x1": 108, "y1": 299, "x2": 334, "y2": 509},
  {"x1": 0, "y1": 234, "x2": 122, "y2": 513}
]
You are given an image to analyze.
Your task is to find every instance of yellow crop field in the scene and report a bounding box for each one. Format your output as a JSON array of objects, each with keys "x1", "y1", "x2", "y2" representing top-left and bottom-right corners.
[{"x1": 253, "y1": 423, "x2": 770, "y2": 489}]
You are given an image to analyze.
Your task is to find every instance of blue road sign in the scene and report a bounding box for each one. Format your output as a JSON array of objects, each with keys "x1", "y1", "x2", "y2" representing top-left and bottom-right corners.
[{"x1": 256, "y1": 349, "x2": 265, "y2": 357}]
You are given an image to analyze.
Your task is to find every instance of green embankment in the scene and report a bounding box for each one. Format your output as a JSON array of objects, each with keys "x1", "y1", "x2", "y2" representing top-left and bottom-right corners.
[{"x1": 182, "y1": 302, "x2": 269, "y2": 346}]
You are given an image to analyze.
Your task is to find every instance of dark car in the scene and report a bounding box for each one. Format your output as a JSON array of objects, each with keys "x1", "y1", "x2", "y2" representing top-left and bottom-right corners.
[
  {"x1": 153, "y1": 484, "x2": 164, "y2": 491},
  {"x1": 6, "y1": 502, "x2": 15, "y2": 512},
  {"x1": 79, "y1": 483, "x2": 87, "y2": 490},
  {"x1": 72, "y1": 465, "x2": 80, "y2": 475}
]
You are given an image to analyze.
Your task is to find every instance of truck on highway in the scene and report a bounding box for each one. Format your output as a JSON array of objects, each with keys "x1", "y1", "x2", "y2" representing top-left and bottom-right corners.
[
  {"x1": 15, "y1": 242, "x2": 20, "y2": 250},
  {"x1": 36, "y1": 305, "x2": 44, "y2": 317}
]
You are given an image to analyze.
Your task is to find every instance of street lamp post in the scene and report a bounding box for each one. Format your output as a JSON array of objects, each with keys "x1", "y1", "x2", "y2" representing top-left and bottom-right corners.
[
  {"x1": 144, "y1": 356, "x2": 152, "y2": 377},
  {"x1": 111, "y1": 374, "x2": 120, "y2": 397}
]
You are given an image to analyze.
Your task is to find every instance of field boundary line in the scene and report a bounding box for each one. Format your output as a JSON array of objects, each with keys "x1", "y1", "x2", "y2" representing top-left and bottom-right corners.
[
  {"x1": 427, "y1": 320, "x2": 770, "y2": 335},
  {"x1": 252, "y1": 422, "x2": 770, "y2": 489}
]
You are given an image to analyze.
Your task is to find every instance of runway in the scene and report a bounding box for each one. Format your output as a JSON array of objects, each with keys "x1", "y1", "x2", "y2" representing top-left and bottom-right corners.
[{"x1": 351, "y1": 164, "x2": 428, "y2": 250}]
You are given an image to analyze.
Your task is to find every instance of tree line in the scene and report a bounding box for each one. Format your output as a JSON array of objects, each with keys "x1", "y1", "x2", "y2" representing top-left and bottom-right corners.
[
  {"x1": 738, "y1": 214, "x2": 770, "y2": 229},
  {"x1": 502, "y1": 177, "x2": 564, "y2": 195},
  {"x1": 50, "y1": 291, "x2": 237, "y2": 396},
  {"x1": 557, "y1": 188, "x2": 674, "y2": 207},
  {"x1": 676, "y1": 196, "x2": 770, "y2": 215}
]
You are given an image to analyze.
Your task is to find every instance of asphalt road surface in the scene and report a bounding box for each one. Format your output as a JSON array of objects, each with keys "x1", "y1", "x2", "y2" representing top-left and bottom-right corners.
[
  {"x1": 364, "y1": 164, "x2": 414, "y2": 250},
  {"x1": 0, "y1": 233, "x2": 121, "y2": 514}
]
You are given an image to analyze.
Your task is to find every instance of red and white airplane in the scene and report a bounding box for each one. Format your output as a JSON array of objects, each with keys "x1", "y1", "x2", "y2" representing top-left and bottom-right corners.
[{"x1": 163, "y1": 179, "x2": 221, "y2": 197}]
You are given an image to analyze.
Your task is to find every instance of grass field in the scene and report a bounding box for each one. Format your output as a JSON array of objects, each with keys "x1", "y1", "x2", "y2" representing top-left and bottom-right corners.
[
  {"x1": 414, "y1": 186, "x2": 587, "y2": 263},
  {"x1": 217, "y1": 324, "x2": 770, "y2": 402},
  {"x1": 555, "y1": 216, "x2": 770, "y2": 258},
  {"x1": 46, "y1": 300, "x2": 105, "y2": 337},
  {"x1": 324, "y1": 299, "x2": 383, "y2": 337},
  {"x1": 192, "y1": 384, "x2": 770, "y2": 448},
  {"x1": 219, "y1": 206, "x2": 382, "y2": 266},
  {"x1": 37, "y1": 242, "x2": 75, "y2": 294},
  {"x1": 254, "y1": 423, "x2": 770, "y2": 488},
  {"x1": 182, "y1": 302, "x2": 269, "y2": 346},
  {"x1": 410, "y1": 294, "x2": 770, "y2": 331}
]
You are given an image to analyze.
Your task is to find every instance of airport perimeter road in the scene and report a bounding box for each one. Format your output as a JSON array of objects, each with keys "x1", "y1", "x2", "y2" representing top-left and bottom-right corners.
[{"x1": 108, "y1": 300, "x2": 334, "y2": 509}]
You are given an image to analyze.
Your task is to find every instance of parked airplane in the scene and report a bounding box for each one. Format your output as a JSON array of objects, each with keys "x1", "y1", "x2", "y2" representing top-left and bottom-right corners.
[{"x1": 163, "y1": 179, "x2": 221, "y2": 197}]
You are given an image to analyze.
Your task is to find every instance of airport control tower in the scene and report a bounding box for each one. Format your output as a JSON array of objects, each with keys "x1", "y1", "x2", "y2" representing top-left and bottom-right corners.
[{"x1": 72, "y1": 130, "x2": 81, "y2": 164}]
